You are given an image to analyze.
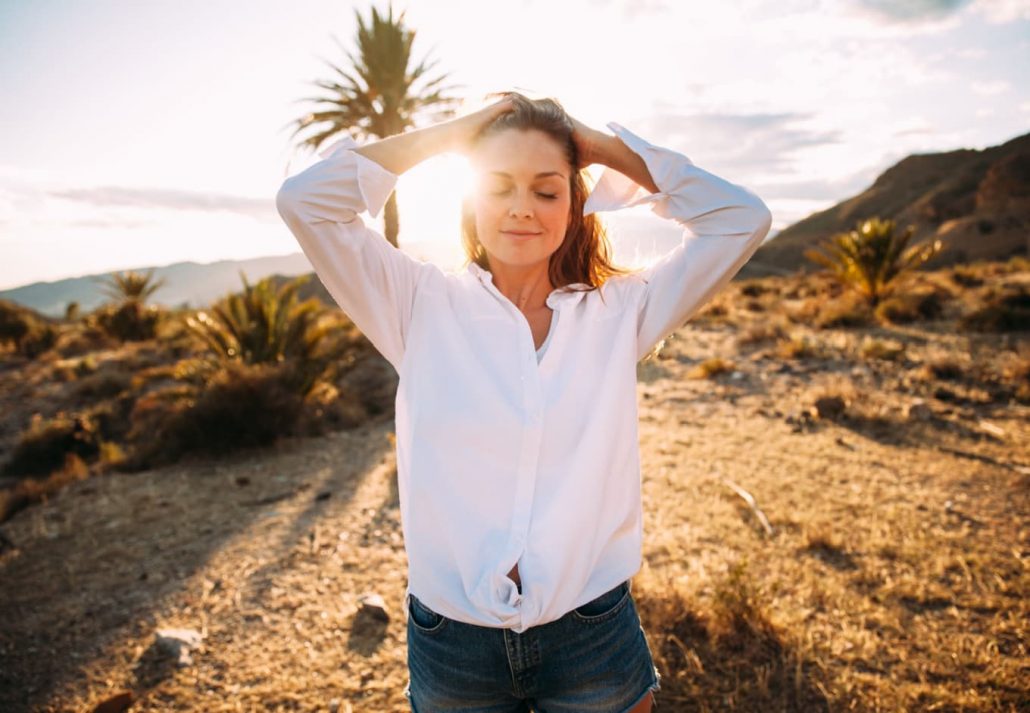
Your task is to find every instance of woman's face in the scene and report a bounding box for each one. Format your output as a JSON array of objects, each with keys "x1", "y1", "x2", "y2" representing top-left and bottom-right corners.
[{"x1": 469, "y1": 128, "x2": 573, "y2": 274}]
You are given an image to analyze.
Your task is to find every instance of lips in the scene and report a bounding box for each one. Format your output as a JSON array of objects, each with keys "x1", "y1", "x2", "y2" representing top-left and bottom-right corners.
[{"x1": 502, "y1": 230, "x2": 542, "y2": 237}]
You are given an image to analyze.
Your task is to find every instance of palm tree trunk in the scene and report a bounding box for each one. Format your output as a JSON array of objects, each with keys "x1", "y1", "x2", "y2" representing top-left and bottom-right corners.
[{"x1": 384, "y1": 190, "x2": 400, "y2": 248}]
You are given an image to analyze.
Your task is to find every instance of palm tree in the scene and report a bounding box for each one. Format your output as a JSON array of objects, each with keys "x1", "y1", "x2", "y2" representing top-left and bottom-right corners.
[
  {"x1": 804, "y1": 217, "x2": 942, "y2": 306},
  {"x1": 283, "y1": 3, "x2": 461, "y2": 247}
]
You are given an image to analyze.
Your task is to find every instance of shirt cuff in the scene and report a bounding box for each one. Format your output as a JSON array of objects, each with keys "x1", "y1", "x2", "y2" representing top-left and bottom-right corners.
[
  {"x1": 318, "y1": 135, "x2": 399, "y2": 219},
  {"x1": 582, "y1": 122, "x2": 685, "y2": 216}
]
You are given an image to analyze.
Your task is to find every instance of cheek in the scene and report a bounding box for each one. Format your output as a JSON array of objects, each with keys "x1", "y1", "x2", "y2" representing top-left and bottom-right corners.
[
  {"x1": 544, "y1": 199, "x2": 572, "y2": 233},
  {"x1": 473, "y1": 198, "x2": 502, "y2": 229}
]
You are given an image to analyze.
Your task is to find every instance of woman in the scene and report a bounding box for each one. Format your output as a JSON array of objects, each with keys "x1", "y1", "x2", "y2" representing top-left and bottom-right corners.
[{"x1": 276, "y1": 92, "x2": 772, "y2": 712}]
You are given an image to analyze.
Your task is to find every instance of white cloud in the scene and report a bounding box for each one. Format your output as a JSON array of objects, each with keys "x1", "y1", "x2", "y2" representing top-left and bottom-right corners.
[
  {"x1": 971, "y1": 80, "x2": 1011, "y2": 95},
  {"x1": 970, "y1": 0, "x2": 1030, "y2": 23}
]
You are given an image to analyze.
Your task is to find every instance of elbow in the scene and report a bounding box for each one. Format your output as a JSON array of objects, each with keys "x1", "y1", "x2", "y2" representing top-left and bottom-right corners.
[
  {"x1": 755, "y1": 201, "x2": 773, "y2": 240},
  {"x1": 275, "y1": 179, "x2": 296, "y2": 219},
  {"x1": 745, "y1": 197, "x2": 772, "y2": 243}
]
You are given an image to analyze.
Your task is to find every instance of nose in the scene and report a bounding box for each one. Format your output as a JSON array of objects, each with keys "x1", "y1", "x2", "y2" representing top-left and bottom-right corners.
[{"x1": 508, "y1": 193, "x2": 533, "y2": 219}]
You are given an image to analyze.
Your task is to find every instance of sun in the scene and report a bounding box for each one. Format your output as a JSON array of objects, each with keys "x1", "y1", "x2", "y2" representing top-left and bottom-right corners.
[{"x1": 393, "y1": 152, "x2": 475, "y2": 266}]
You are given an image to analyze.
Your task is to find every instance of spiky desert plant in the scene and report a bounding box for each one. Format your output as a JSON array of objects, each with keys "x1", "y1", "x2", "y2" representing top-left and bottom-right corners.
[
  {"x1": 184, "y1": 272, "x2": 349, "y2": 396},
  {"x1": 96, "y1": 269, "x2": 166, "y2": 304},
  {"x1": 804, "y1": 217, "x2": 942, "y2": 306}
]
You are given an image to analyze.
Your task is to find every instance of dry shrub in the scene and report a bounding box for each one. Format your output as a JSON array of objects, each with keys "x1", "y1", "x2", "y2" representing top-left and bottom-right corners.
[
  {"x1": 1, "y1": 412, "x2": 102, "y2": 480},
  {"x1": 787, "y1": 294, "x2": 872, "y2": 330},
  {"x1": 999, "y1": 354, "x2": 1030, "y2": 404},
  {"x1": 959, "y1": 284, "x2": 1030, "y2": 332},
  {"x1": 91, "y1": 300, "x2": 164, "y2": 342},
  {"x1": 858, "y1": 336, "x2": 906, "y2": 362},
  {"x1": 949, "y1": 265, "x2": 983, "y2": 287},
  {"x1": 633, "y1": 563, "x2": 830, "y2": 712},
  {"x1": 739, "y1": 280, "x2": 775, "y2": 298},
  {"x1": 809, "y1": 376, "x2": 858, "y2": 417},
  {"x1": 775, "y1": 334, "x2": 829, "y2": 360},
  {"x1": 70, "y1": 368, "x2": 132, "y2": 400},
  {"x1": 124, "y1": 361, "x2": 304, "y2": 470},
  {"x1": 0, "y1": 452, "x2": 91, "y2": 523},
  {"x1": 54, "y1": 325, "x2": 116, "y2": 358},
  {"x1": 735, "y1": 320, "x2": 789, "y2": 348},
  {"x1": 813, "y1": 298, "x2": 873, "y2": 329},
  {"x1": 874, "y1": 289, "x2": 948, "y2": 324},
  {"x1": 297, "y1": 381, "x2": 369, "y2": 436},
  {"x1": 688, "y1": 357, "x2": 735, "y2": 379},
  {"x1": 694, "y1": 300, "x2": 732, "y2": 325},
  {"x1": 916, "y1": 358, "x2": 966, "y2": 382}
]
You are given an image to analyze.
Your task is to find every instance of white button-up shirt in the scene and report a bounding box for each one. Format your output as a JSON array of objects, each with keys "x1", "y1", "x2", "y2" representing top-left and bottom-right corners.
[{"x1": 275, "y1": 122, "x2": 772, "y2": 633}]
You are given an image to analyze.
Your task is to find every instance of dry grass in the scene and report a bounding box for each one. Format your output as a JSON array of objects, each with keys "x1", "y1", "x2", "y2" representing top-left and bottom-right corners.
[{"x1": 688, "y1": 357, "x2": 736, "y2": 379}]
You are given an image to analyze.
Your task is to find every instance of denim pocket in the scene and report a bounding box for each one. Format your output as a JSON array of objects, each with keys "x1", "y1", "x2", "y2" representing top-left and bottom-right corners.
[
  {"x1": 571, "y1": 581, "x2": 631, "y2": 623},
  {"x1": 408, "y1": 594, "x2": 448, "y2": 634}
]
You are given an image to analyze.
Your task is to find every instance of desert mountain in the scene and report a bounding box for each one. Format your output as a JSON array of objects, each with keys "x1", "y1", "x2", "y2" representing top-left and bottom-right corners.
[{"x1": 743, "y1": 130, "x2": 1030, "y2": 277}]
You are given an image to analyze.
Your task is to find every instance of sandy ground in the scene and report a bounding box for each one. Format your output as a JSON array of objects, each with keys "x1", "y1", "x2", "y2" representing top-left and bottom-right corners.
[{"x1": 0, "y1": 311, "x2": 1027, "y2": 712}]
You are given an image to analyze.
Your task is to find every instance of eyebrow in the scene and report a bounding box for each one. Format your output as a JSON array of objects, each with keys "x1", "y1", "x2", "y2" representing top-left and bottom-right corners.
[{"x1": 489, "y1": 171, "x2": 566, "y2": 180}]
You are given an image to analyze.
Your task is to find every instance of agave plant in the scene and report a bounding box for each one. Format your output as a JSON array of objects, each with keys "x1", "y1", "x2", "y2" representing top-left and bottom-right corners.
[
  {"x1": 96, "y1": 269, "x2": 166, "y2": 304},
  {"x1": 184, "y1": 272, "x2": 350, "y2": 396},
  {"x1": 804, "y1": 217, "x2": 942, "y2": 306},
  {"x1": 90, "y1": 269, "x2": 166, "y2": 341}
]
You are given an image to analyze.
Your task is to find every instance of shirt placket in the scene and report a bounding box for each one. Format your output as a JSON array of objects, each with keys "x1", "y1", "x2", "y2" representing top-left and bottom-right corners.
[{"x1": 478, "y1": 273, "x2": 547, "y2": 616}]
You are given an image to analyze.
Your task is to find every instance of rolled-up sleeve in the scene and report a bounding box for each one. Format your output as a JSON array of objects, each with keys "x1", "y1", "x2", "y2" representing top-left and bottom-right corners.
[
  {"x1": 584, "y1": 122, "x2": 772, "y2": 362},
  {"x1": 275, "y1": 136, "x2": 432, "y2": 371}
]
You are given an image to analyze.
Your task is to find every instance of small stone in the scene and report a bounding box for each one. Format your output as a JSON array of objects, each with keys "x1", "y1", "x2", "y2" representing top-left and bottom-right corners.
[
  {"x1": 905, "y1": 400, "x2": 933, "y2": 421},
  {"x1": 154, "y1": 628, "x2": 203, "y2": 667},
  {"x1": 92, "y1": 691, "x2": 133, "y2": 713},
  {"x1": 814, "y1": 395, "x2": 846, "y2": 420},
  {"x1": 357, "y1": 592, "x2": 390, "y2": 622}
]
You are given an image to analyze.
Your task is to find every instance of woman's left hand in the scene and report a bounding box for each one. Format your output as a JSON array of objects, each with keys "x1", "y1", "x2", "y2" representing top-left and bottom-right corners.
[{"x1": 568, "y1": 114, "x2": 606, "y2": 169}]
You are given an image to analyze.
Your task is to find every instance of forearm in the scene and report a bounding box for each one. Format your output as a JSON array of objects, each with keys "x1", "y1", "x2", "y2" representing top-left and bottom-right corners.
[
  {"x1": 590, "y1": 132, "x2": 660, "y2": 194},
  {"x1": 353, "y1": 123, "x2": 457, "y2": 176}
]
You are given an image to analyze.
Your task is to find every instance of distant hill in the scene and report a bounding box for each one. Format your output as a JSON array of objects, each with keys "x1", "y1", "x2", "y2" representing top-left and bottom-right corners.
[
  {"x1": 0, "y1": 253, "x2": 323, "y2": 318},
  {"x1": 743, "y1": 130, "x2": 1030, "y2": 277}
]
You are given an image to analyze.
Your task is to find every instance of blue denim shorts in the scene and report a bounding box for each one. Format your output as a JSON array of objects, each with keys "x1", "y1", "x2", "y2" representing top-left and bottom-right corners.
[{"x1": 404, "y1": 579, "x2": 662, "y2": 712}]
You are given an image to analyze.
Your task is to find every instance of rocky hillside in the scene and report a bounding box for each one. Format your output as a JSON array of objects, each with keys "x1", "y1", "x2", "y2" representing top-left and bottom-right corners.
[{"x1": 745, "y1": 131, "x2": 1030, "y2": 277}]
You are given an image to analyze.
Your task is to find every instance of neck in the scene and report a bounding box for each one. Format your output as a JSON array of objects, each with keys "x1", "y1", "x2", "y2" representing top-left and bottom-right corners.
[{"x1": 488, "y1": 259, "x2": 554, "y2": 311}]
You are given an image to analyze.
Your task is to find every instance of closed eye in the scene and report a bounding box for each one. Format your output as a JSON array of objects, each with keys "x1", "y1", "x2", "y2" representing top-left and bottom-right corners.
[{"x1": 490, "y1": 189, "x2": 558, "y2": 200}]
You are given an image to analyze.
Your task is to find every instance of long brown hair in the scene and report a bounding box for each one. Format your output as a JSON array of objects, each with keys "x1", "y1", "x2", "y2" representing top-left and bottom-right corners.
[{"x1": 460, "y1": 92, "x2": 639, "y2": 296}]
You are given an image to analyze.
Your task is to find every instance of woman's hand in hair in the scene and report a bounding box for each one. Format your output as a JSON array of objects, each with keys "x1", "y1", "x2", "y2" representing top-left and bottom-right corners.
[
  {"x1": 349, "y1": 96, "x2": 514, "y2": 176},
  {"x1": 444, "y1": 95, "x2": 516, "y2": 154},
  {"x1": 567, "y1": 114, "x2": 606, "y2": 169}
]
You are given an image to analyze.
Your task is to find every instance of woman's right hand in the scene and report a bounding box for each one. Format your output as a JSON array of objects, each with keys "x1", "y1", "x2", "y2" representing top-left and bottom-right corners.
[{"x1": 441, "y1": 95, "x2": 515, "y2": 154}]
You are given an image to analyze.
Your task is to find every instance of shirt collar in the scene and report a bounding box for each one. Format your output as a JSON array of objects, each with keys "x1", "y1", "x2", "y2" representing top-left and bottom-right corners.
[{"x1": 466, "y1": 261, "x2": 589, "y2": 310}]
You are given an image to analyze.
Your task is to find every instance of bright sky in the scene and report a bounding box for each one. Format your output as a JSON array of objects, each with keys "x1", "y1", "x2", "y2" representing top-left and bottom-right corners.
[{"x1": 1, "y1": 0, "x2": 1028, "y2": 290}]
